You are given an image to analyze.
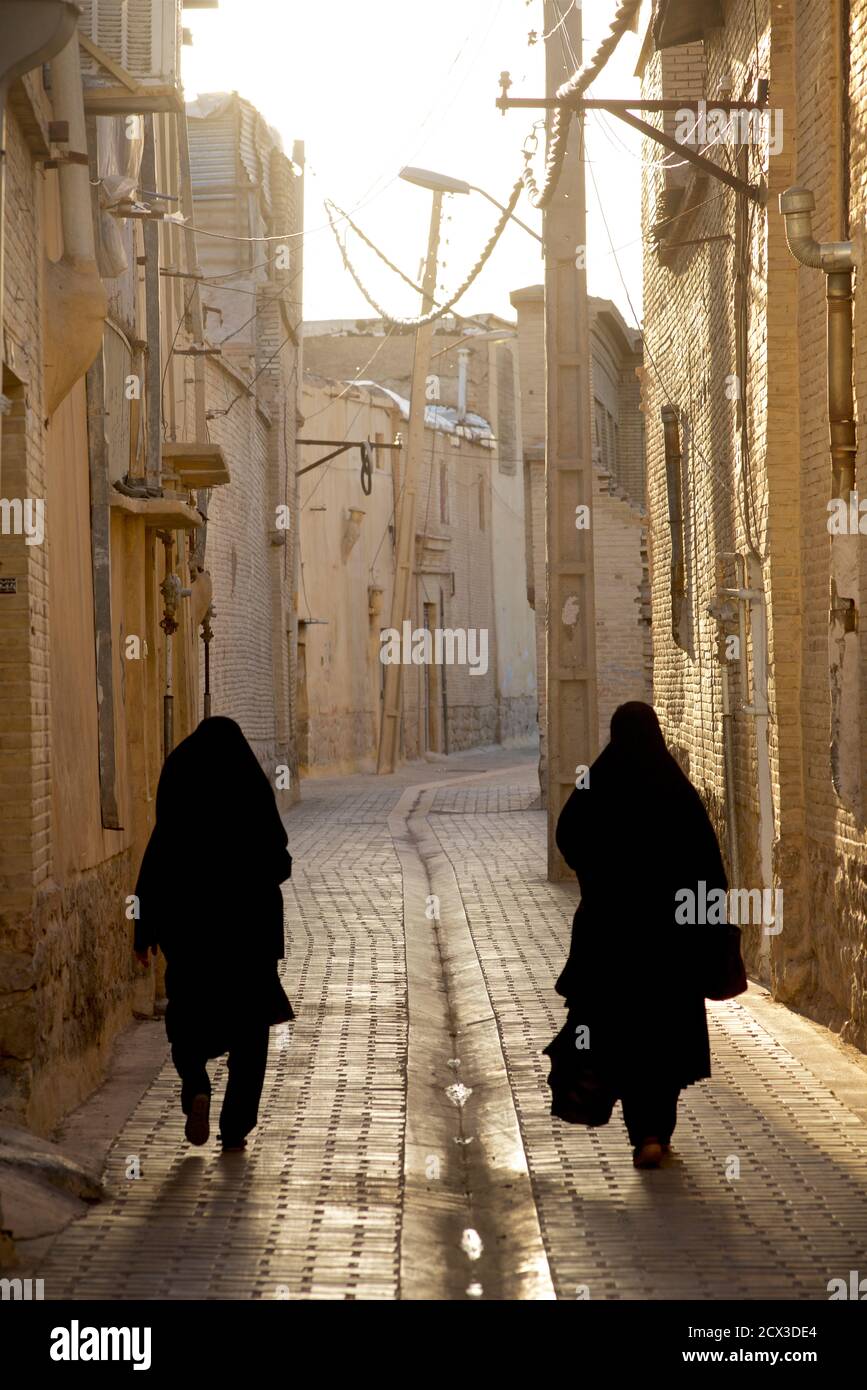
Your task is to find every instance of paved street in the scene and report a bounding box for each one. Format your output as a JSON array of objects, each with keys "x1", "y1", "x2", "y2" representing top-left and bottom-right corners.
[{"x1": 35, "y1": 747, "x2": 867, "y2": 1300}]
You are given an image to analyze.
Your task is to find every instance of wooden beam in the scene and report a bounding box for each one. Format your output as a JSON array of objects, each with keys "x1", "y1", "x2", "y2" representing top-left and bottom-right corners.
[
  {"x1": 82, "y1": 85, "x2": 185, "y2": 116},
  {"x1": 544, "y1": 0, "x2": 599, "y2": 879}
]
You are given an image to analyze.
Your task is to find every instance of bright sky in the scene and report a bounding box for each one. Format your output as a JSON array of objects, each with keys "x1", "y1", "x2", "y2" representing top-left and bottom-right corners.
[{"x1": 182, "y1": 0, "x2": 644, "y2": 328}]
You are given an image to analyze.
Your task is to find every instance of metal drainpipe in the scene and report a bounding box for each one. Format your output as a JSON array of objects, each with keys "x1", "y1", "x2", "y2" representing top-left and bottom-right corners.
[
  {"x1": 708, "y1": 587, "x2": 741, "y2": 890},
  {"x1": 141, "y1": 117, "x2": 162, "y2": 497},
  {"x1": 457, "y1": 347, "x2": 470, "y2": 420},
  {"x1": 158, "y1": 530, "x2": 191, "y2": 756},
  {"x1": 720, "y1": 550, "x2": 776, "y2": 972},
  {"x1": 719, "y1": 653, "x2": 741, "y2": 889},
  {"x1": 201, "y1": 603, "x2": 214, "y2": 719},
  {"x1": 660, "y1": 404, "x2": 686, "y2": 643},
  {"x1": 779, "y1": 186, "x2": 859, "y2": 810}
]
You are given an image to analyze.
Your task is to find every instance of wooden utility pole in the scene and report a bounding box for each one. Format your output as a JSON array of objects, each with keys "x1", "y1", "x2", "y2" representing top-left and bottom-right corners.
[
  {"x1": 543, "y1": 0, "x2": 599, "y2": 878},
  {"x1": 377, "y1": 192, "x2": 442, "y2": 773}
]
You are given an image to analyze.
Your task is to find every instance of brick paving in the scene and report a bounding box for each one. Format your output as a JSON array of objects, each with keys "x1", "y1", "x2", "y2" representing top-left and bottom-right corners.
[
  {"x1": 35, "y1": 749, "x2": 867, "y2": 1300},
  {"x1": 427, "y1": 780, "x2": 867, "y2": 1301},
  {"x1": 38, "y1": 779, "x2": 408, "y2": 1301}
]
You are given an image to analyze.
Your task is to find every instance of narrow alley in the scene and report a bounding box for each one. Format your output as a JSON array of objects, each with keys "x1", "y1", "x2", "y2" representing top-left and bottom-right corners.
[{"x1": 30, "y1": 747, "x2": 867, "y2": 1303}]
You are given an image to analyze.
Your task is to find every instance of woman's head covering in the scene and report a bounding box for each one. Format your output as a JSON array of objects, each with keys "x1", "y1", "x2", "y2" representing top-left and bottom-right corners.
[
  {"x1": 555, "y1": 699, "x2": 727, "y2": 911},
  {"x1": 134, "y1": 716, "x2": 292, "y2": 954},
  {"x1": 154, "y1": 716, "x2": 277, "y2": 836},
  {"x1": 609, "y1": 701, "x2": 668, "y2": 755}
]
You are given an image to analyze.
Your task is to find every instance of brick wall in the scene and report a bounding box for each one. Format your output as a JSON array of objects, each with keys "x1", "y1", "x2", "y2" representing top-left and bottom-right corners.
[{"x1": 640, "y1": 0, "x2": 867, "y2": 1049}]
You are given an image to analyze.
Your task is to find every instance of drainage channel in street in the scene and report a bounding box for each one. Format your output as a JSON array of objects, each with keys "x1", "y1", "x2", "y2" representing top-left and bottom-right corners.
[{"x1": 389, "y1": 771, "x2": 554, "y2": 1301}]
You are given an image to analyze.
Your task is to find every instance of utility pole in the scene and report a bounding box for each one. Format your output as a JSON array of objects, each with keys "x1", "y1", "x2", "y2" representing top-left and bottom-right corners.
[
  {"x1": 543, "y1": 0, "x2": 599, "y2": 878},
  {"x1": 377, "y1": 192, "x2": 442, "y2": 773}
]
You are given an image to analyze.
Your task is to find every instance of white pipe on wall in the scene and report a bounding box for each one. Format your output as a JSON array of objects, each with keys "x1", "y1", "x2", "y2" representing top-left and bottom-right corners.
[
  {"x1": 43, "y1": 31, "x2": 107, "y2": 415},
  {"x1": 457, "y1": 347, "x2": 470, "y2": 420}
]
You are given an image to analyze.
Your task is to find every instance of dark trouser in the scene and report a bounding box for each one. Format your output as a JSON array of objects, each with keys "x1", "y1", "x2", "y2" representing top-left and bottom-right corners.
[
  {"x1": 620, "y1": 1084, "x2": 680, "y2": 1148},
  {"x1": 171, "y1": 1026, "x2": 270, "y2": 1143}
]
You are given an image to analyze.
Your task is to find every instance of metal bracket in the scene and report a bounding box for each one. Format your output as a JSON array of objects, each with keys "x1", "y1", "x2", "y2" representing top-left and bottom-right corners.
[
  {"x1": 297, "y1": 438, "x2": 403, "y2": 495},
  {"x1": 612, "y1": 107, "x2": 764, "y2": 203},
  {"x1": 498, "y1": 85, "x2": 767, "y2": 202}
]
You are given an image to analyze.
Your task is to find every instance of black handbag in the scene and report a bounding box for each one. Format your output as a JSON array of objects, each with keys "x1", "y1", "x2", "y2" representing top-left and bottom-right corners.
[
  {"x1": 542, "y1": 1017, "x2": 617, "y2": 1127},
  {"x1": 697, "y1": 923, "x2": 748, "y2": 1000}
]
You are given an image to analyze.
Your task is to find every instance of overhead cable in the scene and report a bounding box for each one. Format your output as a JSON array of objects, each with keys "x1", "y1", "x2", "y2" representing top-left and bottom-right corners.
[
  {"x1": 325, "y1": 177, "x2": 524, "y2": 329},
  {"x1": 522, "y1": 0, "x2": 642, "y2": 209}
]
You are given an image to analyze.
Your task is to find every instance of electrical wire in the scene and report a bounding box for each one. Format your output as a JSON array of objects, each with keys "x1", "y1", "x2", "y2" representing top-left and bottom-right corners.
[
  {"x1": 304, "y1": 0, "x2": 509, "y2": 246},
  {"x1": 161, "y1": 283, "x2": 197, "y2": 438},
  {"x1": 299, "y1": 352, "x2": 402, "y2": 508},
  {"x1": 216, "y1": 278, "x2": 301, "y2": 347},
  {"x1": 174, "y1": 3, "x2": 509, "y2": 256},
  {"x1": 325, "y1": 177, "x2": 524, "y2": 329},
  {"x1": 301, "y1": 323, "x2": 401, "y2": 424},
  {"x1": 325, "y1": 198, "x2": 449, "y2": 306},
  {"x1": 585, "y1": 151, "x2": 736, "y2": 504},
  {"x1": 522, "y1": 0, "x2": 642, "y2": 210},
  {"x1": 593, "y1": 109, "x2": 688, "y2": 171},
  {"x1": 208, "y1": 325, "x2": 298, "y2": 420},
  {"x1": 541, "y1": 0, "x2": 579, "y2": 43}
]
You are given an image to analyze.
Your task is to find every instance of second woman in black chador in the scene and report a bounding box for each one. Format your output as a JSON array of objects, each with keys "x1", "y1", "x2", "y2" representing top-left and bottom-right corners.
[
  {"x1": 134, "y1": 716, "x2": 293, "y2": 1152},
  {"x1": 544, "y1": 701, "x2": 729, "y2": 1168}
]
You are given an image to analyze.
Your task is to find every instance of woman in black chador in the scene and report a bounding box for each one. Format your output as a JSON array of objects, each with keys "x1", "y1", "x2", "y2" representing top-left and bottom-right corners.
[
  {"x1": 133, "y1": 717, "x2": 293, "y2": 1152},
  {"x1": 544, "y1": 701, "x2": 729, "y2": 1169}
]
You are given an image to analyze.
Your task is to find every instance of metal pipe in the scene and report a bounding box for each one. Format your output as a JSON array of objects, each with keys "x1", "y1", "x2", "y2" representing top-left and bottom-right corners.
[
  {"x1": 827, "y1": 270, "x2": 856, "y2": 498},
  {"x1": 779, "y1": 188, "x2": 856, "y2": 494},
  {"x1": 660, "y1": 404, "x2": 685, "y2": 643},
  {"x1": 439, "y1": 583, "x2": 449, "y2": 755},
  {"x1": 719, "y1": 644, "x2": 741, "y2": 889},
  {"x1": 201, "y1": 603, "x2": 213, "y2": 720},
  {"x1": 718, "y1": 549, "x2": 775, "y2": 975},
  {"x1": 779, "y1": 185, "x2": 859, "y2": 808},
  {"x1": 746, "y1": 551, "x2": 776, "y2": 973},
  {"x1": 778, "y1": 186, "x2": 853, "y2": 273},
  {"x1": 141, "y1": 117, "x2": 162, "y2": 495},
  {"x1": 457, "y1": 347, "x2": 470, "y2": 420}
]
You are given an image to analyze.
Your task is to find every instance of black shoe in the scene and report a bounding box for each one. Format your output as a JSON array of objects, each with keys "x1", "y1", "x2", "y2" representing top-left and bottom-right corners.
[
  {"x1": 633, "y1": 1137, "x2": 663, "y2": 1169},
  {"x1": 184, "y1": 1093, "x2": 211, "y2": 1146},
  {"x1": 219, "y1": 1134, "x2": 247, "y2": 1154}
]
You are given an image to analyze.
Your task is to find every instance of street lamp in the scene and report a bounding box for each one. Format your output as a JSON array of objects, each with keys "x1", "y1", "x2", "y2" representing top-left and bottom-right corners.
[
  {"x1": 377, "y1": 167, "x2": 469, "y2": 774},
  {"x1": 400, "y1": 165, "x2": 542, "y2": 245},
  {"x1": 399, "y1": 165, "x2": 471, "y2": 197}
]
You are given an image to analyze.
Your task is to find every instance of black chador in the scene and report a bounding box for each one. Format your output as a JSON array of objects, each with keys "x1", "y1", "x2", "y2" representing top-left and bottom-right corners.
[
  {"x1": 543, "y1": 701, "x2": 729, "y2": 1167},
  {"x1": 134, "y1": 716, "x2": 293, "y2": 1150}
]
